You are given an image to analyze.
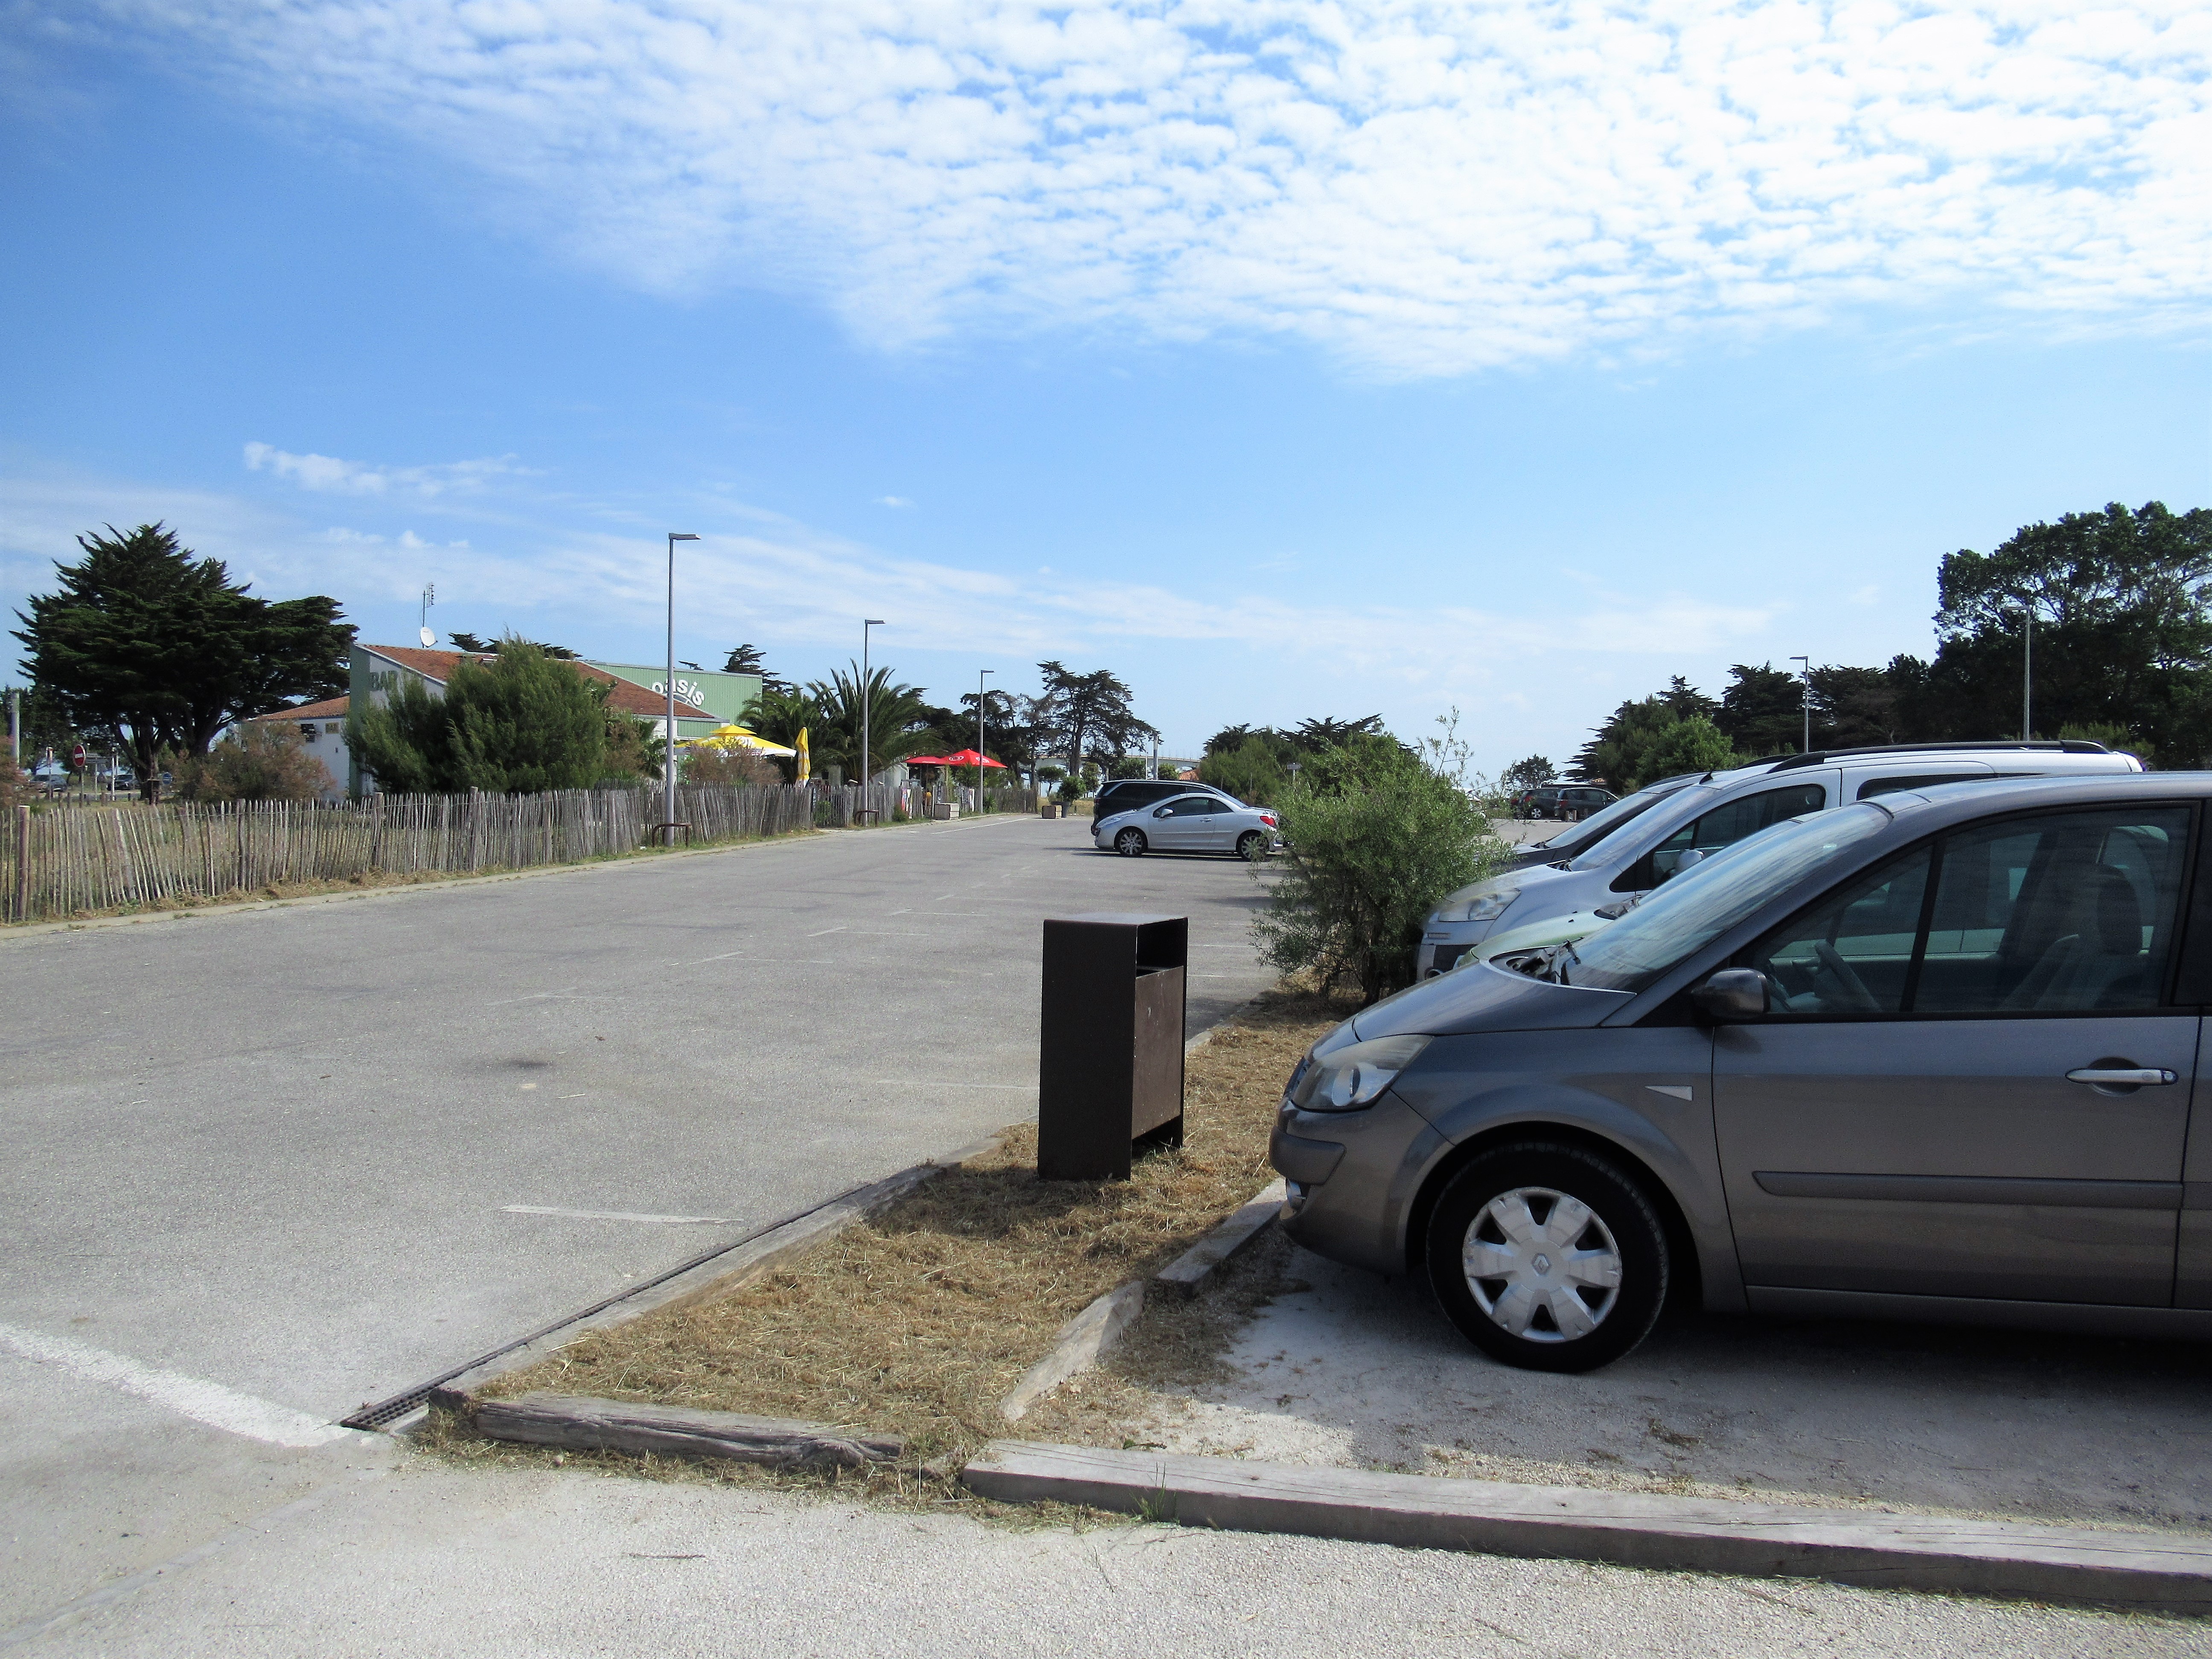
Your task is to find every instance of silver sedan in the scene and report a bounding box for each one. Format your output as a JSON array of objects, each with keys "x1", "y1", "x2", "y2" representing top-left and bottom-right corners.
[{"x1": 1094, "y1": 792, "x2": 1278, "y2": 859}]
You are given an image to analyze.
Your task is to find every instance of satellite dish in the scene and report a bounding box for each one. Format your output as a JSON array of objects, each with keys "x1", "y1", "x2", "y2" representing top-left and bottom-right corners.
[{"x1": 419, "y1": 626, "x2": 436, "y2": 647}]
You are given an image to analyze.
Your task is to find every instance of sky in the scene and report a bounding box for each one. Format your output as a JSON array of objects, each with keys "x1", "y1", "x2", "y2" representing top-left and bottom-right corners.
[{"x1": 3, "y1": 0, "x2": 2206, "y2": 774}]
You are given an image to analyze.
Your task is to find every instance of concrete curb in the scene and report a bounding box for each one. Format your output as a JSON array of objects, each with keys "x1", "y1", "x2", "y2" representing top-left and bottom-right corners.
[
  {"x1": 961, "y1": 1441, "x2": 2212, "y2": 1611},
  {"x1": 1153, "y1": 1179, "x2": 1286, "y2": 1298},
  {"x1": 998, "y1": 1172, "x2": 1285, "y2": 1421},
  {"x1": 1001, "y1": 1284, "x2": 1148, "y2": 1423}
]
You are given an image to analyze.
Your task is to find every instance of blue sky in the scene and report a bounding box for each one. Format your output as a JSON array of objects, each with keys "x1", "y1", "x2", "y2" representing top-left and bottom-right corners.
[{"x1": 4, "y1": 1, "x2": 2206, "y2": 774}]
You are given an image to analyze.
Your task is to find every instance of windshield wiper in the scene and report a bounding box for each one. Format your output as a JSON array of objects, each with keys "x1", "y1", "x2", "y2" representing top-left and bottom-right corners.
[{"x1": 1553, "y1": 937, "x2": 1583, "y2": 987}]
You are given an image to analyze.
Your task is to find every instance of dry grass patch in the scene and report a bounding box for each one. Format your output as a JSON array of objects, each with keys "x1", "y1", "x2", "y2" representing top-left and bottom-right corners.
[{"x1": 465, "y1": 981, "x2": 1353, "y2": 1487}]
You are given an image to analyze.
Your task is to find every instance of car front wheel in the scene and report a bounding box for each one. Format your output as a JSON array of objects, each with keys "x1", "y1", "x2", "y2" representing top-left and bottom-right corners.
[
  {"x1": 1114, "y1": 828, "x2": 1147, "y2": 856},
  {"x1": 1426, "y1": 1143, "x2": 1668, "y2": 1373}
]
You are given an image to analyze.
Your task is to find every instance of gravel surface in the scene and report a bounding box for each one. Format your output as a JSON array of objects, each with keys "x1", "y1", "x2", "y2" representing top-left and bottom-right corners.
[{"x1": 1136, "y1": 1244, "x2": 2212, "y2": 1533}]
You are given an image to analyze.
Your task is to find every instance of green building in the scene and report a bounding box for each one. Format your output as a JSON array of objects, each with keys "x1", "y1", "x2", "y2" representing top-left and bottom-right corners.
[{"x1": 586, "y1": 663, "x2": 761, "y2": 733}]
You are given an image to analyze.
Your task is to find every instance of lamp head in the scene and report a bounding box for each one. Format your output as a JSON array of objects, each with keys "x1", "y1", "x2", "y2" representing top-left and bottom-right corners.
[{"x1": 669, "y1": 532, "x2": 700, "y2": 542}]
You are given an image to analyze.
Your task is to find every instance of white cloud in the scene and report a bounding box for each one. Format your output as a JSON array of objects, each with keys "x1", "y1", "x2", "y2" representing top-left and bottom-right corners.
[
  {"x1": 98, "y1": 0, "x2": 2211, "y2": 375},
  {"x1": 243, "y1": 442, "x2": 532, "y2": 497},
  {"x1": 876, "y1": 496, "x2": 915, "y2": 508},
  {"x1": 1, "y1": 455, "x2": 1783, "y2": 760}
]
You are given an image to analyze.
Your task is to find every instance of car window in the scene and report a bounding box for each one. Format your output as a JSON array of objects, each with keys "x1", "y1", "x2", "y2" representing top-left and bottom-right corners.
[
  {"x1": 1854, "y1": 771, "x2": 1984, "y2": 801},
  {"x1": 1640, "y1": 783, "x2": 1828, "y2": 882},
  {"x1": 1750, "y1": 847, "x2": 1934, "y2": 1014},
  {"x1": 1743, "y1": 804, "x2": 2191, "y2": 1018},
  {"x1": 1915, "y1": 806, "x2": 2189, "y2": 1014},
  {"x1": 1163, "y1": 797, "x2": 1210, "y2": 816},
  {"x1": 1196, "y1": 798, "x2": 1232, "y2": 814}
]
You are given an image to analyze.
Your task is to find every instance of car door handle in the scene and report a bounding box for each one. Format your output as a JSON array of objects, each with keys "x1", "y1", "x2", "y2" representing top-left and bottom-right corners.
[{"x1": 2066, "y1": 1067, "x2": 2178, "y2": 1087}]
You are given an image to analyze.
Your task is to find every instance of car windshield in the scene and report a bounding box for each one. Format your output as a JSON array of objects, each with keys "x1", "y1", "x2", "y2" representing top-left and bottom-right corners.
[
  {"x1": 1537, "y1": 780, "x2": 1689, "y2": 860},
  {"x1": 1553, "y1": 803, "x2": 1892, "y2": 993},
  {"x1": 1562, "y1": 780, "x2": 1724, "y2": 870}
]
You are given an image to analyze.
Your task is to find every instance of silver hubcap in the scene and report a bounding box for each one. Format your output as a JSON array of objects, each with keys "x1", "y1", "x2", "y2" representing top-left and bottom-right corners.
[{"x1": 1462, "y1": 1185, "x2": 1622, "y2": 1343}]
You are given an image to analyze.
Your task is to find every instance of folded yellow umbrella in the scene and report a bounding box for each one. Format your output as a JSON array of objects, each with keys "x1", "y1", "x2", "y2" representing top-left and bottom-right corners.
[{"x1": 696, "y1": 723, "x2": 797, "y2": 757}]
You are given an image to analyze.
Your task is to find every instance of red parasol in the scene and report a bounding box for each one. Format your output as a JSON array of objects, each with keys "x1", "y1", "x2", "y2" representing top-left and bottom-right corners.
[{"x1": 938, "y1": 749, "x2": 1006, "y2": 769}]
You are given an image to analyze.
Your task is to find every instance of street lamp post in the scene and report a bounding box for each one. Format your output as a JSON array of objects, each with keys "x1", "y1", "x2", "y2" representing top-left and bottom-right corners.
[
  {"x1": 664, "y1": 533, "x2": 700, "y2": 837},
  {"x1": 2022, "y1": 604, "x2": 2034, "y2": 741},
  {"x1": 977, "y1": 668, "x2": 993, "y2": 812},
  {"x1": 862, "y1": 619, "x2": 885, "y2": 803},
  {"x1": 1789, "y1": 655, "x2": 1811, "y2": 754}
]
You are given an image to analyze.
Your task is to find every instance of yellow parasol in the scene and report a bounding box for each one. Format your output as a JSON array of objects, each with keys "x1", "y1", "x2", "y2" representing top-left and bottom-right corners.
[
  {"x1": 695, "y1": 722, "x2": 796, "y2": 757},
  {"x1": 796, "y1": 727, "x2": 811, "y2": 783}
]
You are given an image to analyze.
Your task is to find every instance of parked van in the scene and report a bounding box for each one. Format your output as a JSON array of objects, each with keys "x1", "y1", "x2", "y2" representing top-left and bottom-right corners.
[{"x1": 1420, "y1": 742, "x2": 2144, "y2": 977}]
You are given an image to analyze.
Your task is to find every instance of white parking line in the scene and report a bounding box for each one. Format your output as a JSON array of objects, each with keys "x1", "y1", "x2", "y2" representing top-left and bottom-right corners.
[
  {"x1": 0, "y1": 1321, "x2": 352, "y2": 1448},
  {"x1": 501, "y1": 1206, "x2": 731, "y2": 1225},
  {"x1": 805, "y1": 925, "x2": 848, "y2": 937}
]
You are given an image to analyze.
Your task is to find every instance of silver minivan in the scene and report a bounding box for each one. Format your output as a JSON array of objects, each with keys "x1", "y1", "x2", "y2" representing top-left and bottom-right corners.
[
  {"x1": 1419, "y1": 742, "x2": 2144, "y2": 977},
  {"x1": 1273, "y1": 772, "x2": 2209, "y2": 1371}
]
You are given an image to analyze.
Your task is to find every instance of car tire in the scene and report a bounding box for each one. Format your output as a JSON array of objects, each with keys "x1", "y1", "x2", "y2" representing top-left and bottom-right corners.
[
  {"x1": 1426, "y1": 1143, "x2": 1669, "y2": 1373},
  {"x1": 1114, "y1": 828, "x2": 1147, "y2": 857},
  {"x1": 1235, "y1": 830, "x2": 1267, "y2": 860}
]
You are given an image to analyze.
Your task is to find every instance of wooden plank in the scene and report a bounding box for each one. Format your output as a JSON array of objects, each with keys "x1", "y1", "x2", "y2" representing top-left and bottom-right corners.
[
  {"x1": 1153, "y1": 1179, "x2": 1286, "y2": 1298},
  {"x1": 999, "y1": 1281, "x2": 1145, "y2": 1422},
  {"x1": 962, "y1": 1441, "x2": 2212, "y2": 1610},
  {"x1": 472, "y1": 1391, "x2": 901, "y2": 1468}
]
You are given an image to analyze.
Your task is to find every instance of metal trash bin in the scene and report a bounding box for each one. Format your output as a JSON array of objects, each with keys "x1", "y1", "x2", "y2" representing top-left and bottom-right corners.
[{"x1": 1037, "y1": 913, "x2": 1187, "y2": 1181}]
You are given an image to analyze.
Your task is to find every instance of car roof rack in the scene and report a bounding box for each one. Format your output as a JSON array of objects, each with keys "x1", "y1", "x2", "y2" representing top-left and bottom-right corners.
[{"x1": 1767, "y1": 739, "x2": 2109, "y2": 772}]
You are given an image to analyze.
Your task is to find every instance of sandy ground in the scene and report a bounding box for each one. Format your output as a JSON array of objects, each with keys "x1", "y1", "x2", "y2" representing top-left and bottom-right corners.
[{"x1": 1128, "y1": 1241, "x2": 2212, "y2": 1534}]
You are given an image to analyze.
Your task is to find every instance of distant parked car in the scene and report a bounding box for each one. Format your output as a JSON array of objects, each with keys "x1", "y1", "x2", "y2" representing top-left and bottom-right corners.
[
  {"x1": 1094, "y1": 792, "x2": 1279, "y2": 859},
  {"x1": 1092, "y1": 778, "x2": 1238, "y2": 819},
  {"x1": 1275, "y1": 769, "x2": 2209, "y2": 1372},
  {"x1": 1514, "y1": 784, "x2": 1618, "y2": 821}
]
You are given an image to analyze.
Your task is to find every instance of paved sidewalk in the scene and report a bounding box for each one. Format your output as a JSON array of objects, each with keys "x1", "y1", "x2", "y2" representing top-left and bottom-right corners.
[
  {"x1": 19, "y1": 1456, "x2": 2201, "y2": 1656},
  {"x1": 0, "y1": 816, "x2": 1274, "y2": 1632}
]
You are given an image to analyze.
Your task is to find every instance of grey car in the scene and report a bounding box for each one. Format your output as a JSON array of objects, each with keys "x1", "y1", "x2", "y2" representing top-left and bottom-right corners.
[
  {"x1": 1419, "y1": 741, "x2": 2144, "y2": 978},
  {"x1": 1272, "y1": 772, "x2": 2209, "y2": 1371},
  {"x1": 1094, "y1": 792, "x2": 1278, "y2": 859}
]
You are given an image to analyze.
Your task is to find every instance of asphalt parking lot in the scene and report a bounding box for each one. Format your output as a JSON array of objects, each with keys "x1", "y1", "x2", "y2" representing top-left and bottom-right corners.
[{"x1": 1140, "y1": 1240, "x2": 2212, "y2": 1534}]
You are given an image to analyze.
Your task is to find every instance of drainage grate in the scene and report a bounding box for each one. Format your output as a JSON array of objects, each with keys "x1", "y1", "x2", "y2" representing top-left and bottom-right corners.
[
  {"x1": 340, "y1": 1179, "x2": 876, "y2": 1432},
  {"x1": 343, "y1": 1387, "x2": 439, "y2": 1432}
]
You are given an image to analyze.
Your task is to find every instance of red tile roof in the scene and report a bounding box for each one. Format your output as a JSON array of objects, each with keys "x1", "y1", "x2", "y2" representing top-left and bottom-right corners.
[
  {"x1": 357, "y1": 645, "x2": 712, "y2": 722},
  {"x1": 250, "y1": 696, "x2": 350, "y2": 722}
]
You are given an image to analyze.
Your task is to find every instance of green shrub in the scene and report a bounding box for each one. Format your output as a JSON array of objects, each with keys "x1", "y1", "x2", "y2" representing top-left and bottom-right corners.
[
  {"x1": 0, "y1": 738, "x2": 32, "y2": 811},
  {"x1": 348, "y1": 639, "x2": 611, "y2": 794},
  {"x1": 174, "y1": 721, "x2": 329, "y2": 801},
  {"x1": 1198, "y1": 734, "x2": 1288, "y2": 805},
  {"x1": 1634, "y1": 713, "x2": 1740, "y2": 785},
  {"x1": 1254, "y1": 733, "x2": 1508, "y2": 1004}
]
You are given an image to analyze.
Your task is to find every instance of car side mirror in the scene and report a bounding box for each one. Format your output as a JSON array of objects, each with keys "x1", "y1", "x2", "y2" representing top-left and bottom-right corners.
[
  {"x1": 1153, "y1": 806, "x2": 1172, "y2": 818},
  {"x1": 1668, "y1": 848, "x2": 1706, "y2": 879},
  {"x1": 1693, "y1": 968, "x2": 1767, "y2": 1021}
]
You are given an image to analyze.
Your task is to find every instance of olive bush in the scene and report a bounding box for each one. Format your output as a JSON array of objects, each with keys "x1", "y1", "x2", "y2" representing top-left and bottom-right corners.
[{"x1": 1254, "y1": 730, "x2": 1508, "y2": 1005}]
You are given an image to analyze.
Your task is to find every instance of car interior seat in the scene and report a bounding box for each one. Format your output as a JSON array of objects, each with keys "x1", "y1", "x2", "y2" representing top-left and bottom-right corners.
[{"x1": 2002, "y1": 865, "x2": 2148, "y2": 1011}]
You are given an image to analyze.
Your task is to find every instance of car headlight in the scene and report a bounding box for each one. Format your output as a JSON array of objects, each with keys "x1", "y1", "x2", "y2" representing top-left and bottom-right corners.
[
  {"x1": 1438, "y1": 889, "x2": 1517, "y2": 925},
  {"x1": 1285, "y1": 1035, "x2": 1432, "y2": 1113}
]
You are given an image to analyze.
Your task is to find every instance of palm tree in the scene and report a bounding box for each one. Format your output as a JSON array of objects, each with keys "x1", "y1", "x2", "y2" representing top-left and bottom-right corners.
[{"x1": 804, "y1": 662, "x2": 934, "y2": 781}]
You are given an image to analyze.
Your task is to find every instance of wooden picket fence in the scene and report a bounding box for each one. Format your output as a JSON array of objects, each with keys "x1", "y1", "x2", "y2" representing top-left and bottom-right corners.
[{"x1": 2, "y1": 784, "x2": 836, "y2": 923}]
